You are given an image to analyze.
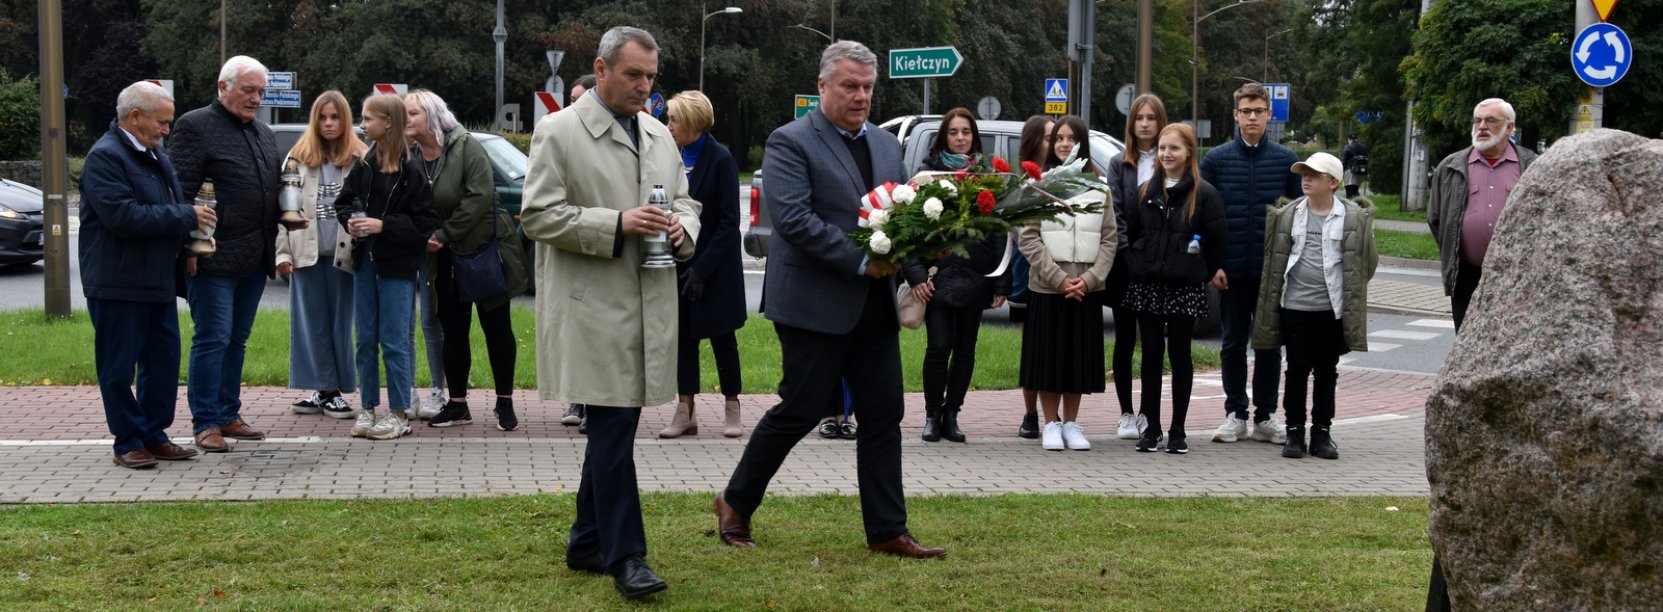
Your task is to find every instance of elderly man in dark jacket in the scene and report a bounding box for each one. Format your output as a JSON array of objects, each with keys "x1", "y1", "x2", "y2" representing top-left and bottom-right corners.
[
  {"x1": 1200, "y1": 82, "x2": 1302, "y2": 447},
  {"x1": 168, "y1": 55, "x2": 284, "y2": 453},
  {"x1": 80, "y1": 81, "x2": 217, "y2": 468}
]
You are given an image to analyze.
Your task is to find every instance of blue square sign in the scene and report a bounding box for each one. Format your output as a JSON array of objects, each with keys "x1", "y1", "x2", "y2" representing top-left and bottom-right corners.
[
  {"x1": 1044, "y1": 78, "x2": 1068, "y2": 103},
  {"x1": 1265, "y1": 83, "x2": 1290, "y2": 122}
]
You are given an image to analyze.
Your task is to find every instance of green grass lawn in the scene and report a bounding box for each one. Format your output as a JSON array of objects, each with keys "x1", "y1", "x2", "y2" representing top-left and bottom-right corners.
[
  {"x1": 0, "y1": 493, "x2": 1432, "y2": 608},
  {"x1": 1365, "y1": 195, "x2": 1429, "y2": 224},
  {"x1": 1375, "y1": 229, "x2": 1440, "y2": 261},
  {"x1": 0, "y1": 310, "x2": 1219, "y2": 392}
]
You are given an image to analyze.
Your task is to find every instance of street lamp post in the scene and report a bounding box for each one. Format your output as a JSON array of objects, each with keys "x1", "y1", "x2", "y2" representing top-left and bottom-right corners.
[
  {"x1": 493, "y1": 0, "x2": 507, "y2": 130},
  {"x1": 1191, "y1": 0, "x2": 1263, "y2": 125},
  {"x1": 700, "y1": 4, "x2": 743, "y2": 91},
  {"x1": 791, "y1": 24, "x2": 833, "y2": 43},
  {"x1": 1264, "y1": 27, "x2": 1293, "y2": 82}
]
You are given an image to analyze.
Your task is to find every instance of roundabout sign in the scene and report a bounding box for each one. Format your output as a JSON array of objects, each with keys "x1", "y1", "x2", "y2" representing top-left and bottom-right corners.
[{"x1": 1571, "y1": 23, "x2": 1632, "y2": 88}]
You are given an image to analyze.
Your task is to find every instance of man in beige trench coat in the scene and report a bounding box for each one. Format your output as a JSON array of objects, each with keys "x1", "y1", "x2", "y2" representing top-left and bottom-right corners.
[{"x1": 519, "y1": 26, "x2": 700, "y2": 601}]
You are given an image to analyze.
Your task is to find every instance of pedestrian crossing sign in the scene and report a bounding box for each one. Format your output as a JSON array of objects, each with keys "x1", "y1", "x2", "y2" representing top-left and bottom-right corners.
[{"x1": 1043, "y1": 78, "x2": 1068, "y2": 102}]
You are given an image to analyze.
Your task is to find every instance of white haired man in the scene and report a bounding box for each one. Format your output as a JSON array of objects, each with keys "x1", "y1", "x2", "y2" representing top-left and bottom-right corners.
[
  {"x1": 80, "y1": 81, "x2": 217, "y2": 468},
  {"x1": 168, "y1": 55, "x2": 287, "y2": 452}
]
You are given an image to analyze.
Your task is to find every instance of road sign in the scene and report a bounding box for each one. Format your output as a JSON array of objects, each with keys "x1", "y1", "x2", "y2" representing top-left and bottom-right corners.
[
  {"x1": 1594, "y1": 0, "x2": 1618, "y2": 22},
  {"x1": 144, "y1": 79, "x2": 174, "y2": 99},
  {"x1": 888, "y1": 46, "x2": 963, "y2": 79},
  {"x1": 1265, "y1": 83, "x2": 1291, "y2": 122},
  {"x1": 1044, "y1": 78, "x2": 1068, "y2": 103},
  {"x1": 976, "y1": 96, "x2": 1002, "y2": 120},
  {"x1": 793, "y1": 94, "x2": 821, "y2": 120},
  {"x1": 266, "y1": 71, "x2": 295, "y2": 89},
  {"x1": 1574, "y1": 104, "x2": 1596, "y2": 133},
  {"x1": 261, "y1": 89, "x2": 302, "y2": 109},
  {"x1": 1572, "y1": 23, "x2": 1632, "y2": 88},
  {"x1": 647, "y1": 93, "x2": 665, "y2": 118},
  {"x1": 533, "y1": 91, "x2": 561, "y2": 125},
  {"x1": 372, "y1": 83, "x2": 408, "y2": 97},
  {"x1": 1115, "y1": 83, "x2": 1136, "y2": 115}
]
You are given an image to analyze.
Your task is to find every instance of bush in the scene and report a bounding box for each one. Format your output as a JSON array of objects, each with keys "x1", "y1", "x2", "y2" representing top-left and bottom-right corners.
[
  {"x1": 497, "y1": 131, "x2": 531, "y2": 155},
  {"x1": 0, "y1": 69, "x2": 42, "y2": 160}
]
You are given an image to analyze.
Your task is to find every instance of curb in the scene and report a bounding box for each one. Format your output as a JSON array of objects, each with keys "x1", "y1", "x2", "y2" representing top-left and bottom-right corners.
[
  {"x1": 1367, "y1": 303, "x2": 1450, "y2": 318},
  {"x1": 1379, "y1": 255, "x2": 1437, "y2": 270}
]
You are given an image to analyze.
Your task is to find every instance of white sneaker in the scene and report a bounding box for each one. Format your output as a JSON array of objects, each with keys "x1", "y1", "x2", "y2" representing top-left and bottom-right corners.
[
  {"x1": 1041, "y1": 421, "x2": 1065, "y2": 451},
  {"x1": 1249, "y1": 415, "x2": 1288, "y2": 444},
  {"x1": 367, "y1": 413, "x2": 412, "y2": 440},
  {"x1": 1116, "y1": 414, "x2": 1139, "y2": 439},
  {"x1": 352, "y1": 408, "x2": 377, "y2": 438},
  {"x1": 1062, "y1": 421, "x2": 1091, "y2": 451},
  {"x1": 1212, "y1": 415, "x2": 1248, "y2": 443},
  {"x1": 1135, "y1": 413, "x2": 1148, "y2": 437},
  {"x1": 414, "y1": 388, "x2": 446, "y2": 420}
]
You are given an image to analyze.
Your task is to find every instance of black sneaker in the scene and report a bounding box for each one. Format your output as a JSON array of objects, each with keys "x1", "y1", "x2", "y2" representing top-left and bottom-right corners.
[
  {"x1": 577, "y1": 415, "x2": 588, "y2": 435},
  {"x1": 1165, "y1": 433, "x2": 1189, "y2": 454},
  {"x1": 428, "y1": 401, "x2": 473, "y2": 428},
  {"x1": 817, "y1": 419, "x2": 840, "y2": 439},
  {"x1": 1309, "y1": 426, "x2": 1339, "y2": 460},
  {"x1": 839, "y1": 421, "x2": 858, "y2": 440},
  {"x1": 561, "y1": 403, "x2": 585, "y2": 426},
  {"x1": 321, "y1": 395, "x2": 355, "y2": 419},
  {"x1": 1135, "y1": 430, "x2": 1160, "y2": 453},
  {"x1": 1017, "y1": 411, "x2": 1040, "y2": 439},
  {"x1": 1283, "y1": 426, "x2": 1307, "y2": 459},
  {"x1": 495, "y1": 398, "x2": 519, "y2": 432}
]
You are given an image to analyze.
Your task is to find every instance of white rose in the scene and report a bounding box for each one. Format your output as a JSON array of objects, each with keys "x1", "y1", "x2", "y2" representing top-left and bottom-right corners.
[
  {"x1": 923, "y1": 197, "x2": 944, "y2": 220},
  {"x1": 868, "y1": 230, "x2": 892, "y2": 255},
  {"x1": 936, "y1": 179, "x2": 957, "y2": 196},
  {"x1": 866, "y1": 208, "x2": 889, "y2": 227},
  {"x1": 891, "y1": 184, "x2": 916, "y2": 204}
]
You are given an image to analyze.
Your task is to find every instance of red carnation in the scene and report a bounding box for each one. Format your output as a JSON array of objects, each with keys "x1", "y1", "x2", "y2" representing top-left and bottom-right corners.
[
  {"x1": 992, "y1": 157, "x2": 1011, "y2": 173},
  {"x1": 955, "y1": 169, "x2": 969, "y2": 181},
  {"x1": 976, "y1": 190, "x2": 996, "y2": 215},
  {"x1": 1021, "y1": 160, "x2": 1042, "y2": 181}
]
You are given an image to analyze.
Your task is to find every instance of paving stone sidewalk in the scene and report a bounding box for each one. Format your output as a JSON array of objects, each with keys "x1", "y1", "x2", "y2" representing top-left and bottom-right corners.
[{"x1": 0, "y1": 369, "x2": 1434, "y2": 504}]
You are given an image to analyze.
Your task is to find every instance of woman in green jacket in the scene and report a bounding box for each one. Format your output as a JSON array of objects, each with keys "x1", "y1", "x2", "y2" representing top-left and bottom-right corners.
[{"x1": 403, "y1": 90, "x2": 529, "y2": 431}]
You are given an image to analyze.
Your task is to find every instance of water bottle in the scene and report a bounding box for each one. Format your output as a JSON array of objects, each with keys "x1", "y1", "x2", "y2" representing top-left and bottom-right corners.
[
  {"x1": 1186, "y1": 234, "x2": 1201, "y2": 255},
  {"x1": 641, "y1": 184, "x2": 676, "y2": 269},
  {"x1": 349, "y1": 209, "x2": 368, "y2": 238},
  {"x1": 187, "y1": 180, "x2": 217, "y2": 256}
]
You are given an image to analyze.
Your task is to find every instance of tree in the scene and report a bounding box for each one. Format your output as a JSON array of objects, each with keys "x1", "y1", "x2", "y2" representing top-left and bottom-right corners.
[
  {"x1": 1291, "y1": 0, "x2": 1418, "y2": 195},
  {"x1": 0, "y1": 69, "x2": 40, "y2": 159}
]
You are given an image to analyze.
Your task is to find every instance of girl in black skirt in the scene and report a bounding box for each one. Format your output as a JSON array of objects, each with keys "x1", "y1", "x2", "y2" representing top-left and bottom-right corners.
[
  {"x1": 1013, "y1": 115, "x2": 1115, "y2": 451},
  {"x1": 1122, "y1": 123, "x2": 1226, "y2": 455}
]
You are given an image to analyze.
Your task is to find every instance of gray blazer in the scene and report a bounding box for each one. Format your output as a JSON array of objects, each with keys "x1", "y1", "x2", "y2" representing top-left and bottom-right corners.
[{"x1": 761, "y1": 110, "x2": 907, "y2": 335}]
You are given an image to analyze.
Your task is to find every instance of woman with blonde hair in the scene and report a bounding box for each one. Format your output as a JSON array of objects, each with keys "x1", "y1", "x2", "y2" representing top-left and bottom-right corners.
[
  {"x1": 338, "y1": 94, "x2": 438, "y2": 441},
  {"x1": 1106, "y1": 94, "x2": 1168, "y2": 440},
  {"x1": 279, "y1": 90, "x2": 367, "y2": 420},
  {"x1": 659, "y1": 90, "x2": 746, "y2": 439},
  {"x1": 403, "y1": 89, "x2": 529, "y2": 431}
]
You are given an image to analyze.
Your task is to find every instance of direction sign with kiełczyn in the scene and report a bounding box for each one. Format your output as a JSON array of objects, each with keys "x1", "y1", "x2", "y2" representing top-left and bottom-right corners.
[
  {"x1": 888, "y1": 46, "x2": 963, "y2": 79},
  {"x1": 1572, "y1": 23, "x2": 1632, "y2": 88}
]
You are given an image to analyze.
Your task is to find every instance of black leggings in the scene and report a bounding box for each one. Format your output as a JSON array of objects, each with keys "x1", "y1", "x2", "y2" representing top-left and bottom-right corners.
[
  {"x1": 433, "y1": 249, "x2": 517, "y2": 398},
  {"x1": 1137, "y1": 312, "x2": 1196, "y2": 436},
  {"x1": 1111, "y1": 305, "x2": 1139, "y2": 415},
  {"x1": 677, "y1": 331, "x2": 742, "y2": 397},
  {"x1": 922, "y1": 305, "x2": 984, "y2": 411}
]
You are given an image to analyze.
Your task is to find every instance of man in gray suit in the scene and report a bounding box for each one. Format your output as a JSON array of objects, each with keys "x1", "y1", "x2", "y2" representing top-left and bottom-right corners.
[{"x1": 713, "y1": 41, "x2": 946, "y2": 559}]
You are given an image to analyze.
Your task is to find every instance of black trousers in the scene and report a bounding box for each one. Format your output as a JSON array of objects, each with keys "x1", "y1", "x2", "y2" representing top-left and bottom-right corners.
[
  {"x1": 724, "y1": 283, "x2": 908, "y2": 544},
  {"x1": 1451, "y1": 260, "x2": 1482, "y2": 331},
  {"x1": 433, "y1": 249, "x2": 517, "y2": 398},
  {"x1": 677, "y1": 331, "x2": 742, "y2": 396},
  {"x1": 89, "y1": 298, "x2": 181, "y2": 455},
  {"x1": 922, "y1": 304, "x2": 984, "y2": 412},
  {"x1": 1110, "y1": 305, "x2": 1140, "y2": 415},
  {"x1": 567, "y1": 404, "x2": 646, "y2": 573},
  {"x1": 1220, "y1": 277, "x2": 1282, "y2": 421},
  {"x1": 1281, "y1": 308, "x2": 1347, "y2": 429},
  {"x1": 1137, "y1": 312, "x2": 1196, "y2": 436}
]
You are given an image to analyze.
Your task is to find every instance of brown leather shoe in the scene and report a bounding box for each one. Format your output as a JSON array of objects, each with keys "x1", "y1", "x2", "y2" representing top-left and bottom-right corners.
[
  {"x1": 146, "y1": 442, "x2": 199, "y2": 461},
  {"x1": 219, "y1": 419, "x2": 266, "y2": 440},
  {"x1": 194, "y1": 429, "x2": 229, "y2": 453},
  {"x1": 714, "y1": 491, "x2": 755, "y2": 548},
  {"x1": 113, "y1": 449, "x2": 158, "y2": 469},
  {"x1": 868, "y1": 534, "x2": 947, "y2": 559}
]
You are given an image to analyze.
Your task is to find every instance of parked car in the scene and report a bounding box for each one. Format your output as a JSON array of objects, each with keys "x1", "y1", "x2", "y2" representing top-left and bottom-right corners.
[
  {"x1": 0, "y1": 178, "x2": 45, "y2": 266},
  {"x1": 270, "y1": 123, "x2": 535, "y2": 293}
]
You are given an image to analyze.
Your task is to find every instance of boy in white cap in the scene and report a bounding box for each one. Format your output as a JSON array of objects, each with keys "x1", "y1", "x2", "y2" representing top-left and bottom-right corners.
[{"x1": 1248, "y1": 152, "x2": 1377, "y2": 459}]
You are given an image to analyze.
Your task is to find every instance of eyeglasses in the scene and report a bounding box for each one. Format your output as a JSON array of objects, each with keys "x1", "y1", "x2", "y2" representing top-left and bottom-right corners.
[
  {"x1": 1471, "y1": 116, "x2": 1507, "y2": 127},
  {"x1": 1234, "y1": 107, "x2": 1269, "y2": 118}
]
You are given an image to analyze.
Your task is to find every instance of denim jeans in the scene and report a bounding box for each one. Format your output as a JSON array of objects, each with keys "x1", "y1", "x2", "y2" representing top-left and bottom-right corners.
[
  {"x1": 415, "y1": 263, "x2": 446, "y2": 392},
  {"x1": 355, "y1": 257, "x2": 416, "y2": 412},
  {"x1": 1219, "y1": 277, "x2": 1282, "y2": 422},
  {"x1": 186, "y1": 268, "x2": 266, "y2": 434}
]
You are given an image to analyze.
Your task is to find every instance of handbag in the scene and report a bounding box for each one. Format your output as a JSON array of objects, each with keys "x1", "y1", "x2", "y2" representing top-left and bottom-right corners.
[
  {"x1": 451, "y1": 207, "x2": 509, "y2": 303},
  {"x1": 895, "y1": 266, "x2": 936, "y2": 330}
]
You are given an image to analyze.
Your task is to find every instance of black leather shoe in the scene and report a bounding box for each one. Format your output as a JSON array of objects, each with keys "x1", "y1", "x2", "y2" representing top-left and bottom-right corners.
[
  {"x1": 566, "y1": 551, "x2": 606, "y2": 574},
  {"x1": 1017, "y1": 411, "x2": 1040, "y2": 439},
  {"x1": 940, "y1": 408, "x2": 966, "y2": 443},
  {"x1": 921, "y1": 410, "x2": 941, "y2": 442},
  {"x1": 612, "y1": 556, "x2": 668, "y2": 599}
]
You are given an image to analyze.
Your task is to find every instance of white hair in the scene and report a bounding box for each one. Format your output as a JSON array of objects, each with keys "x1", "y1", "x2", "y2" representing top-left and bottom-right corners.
[
  {"x1": 116, "y1": 81, "x2": 172, "y2": 118},
  {"x1": 819, "y1": 40, "x2": 878, "y2": 82},
  {"x1": 1474, "y1": 98, "x2": 1516, "y2": 124},
  {"x1": 216, "y1": 55, "x2": 269, "y2": 95},
  {"x1": 404, "y1": 89, "x2": 460, "y2": 145},
  {"x1": 598, "y1": 26, "x2": 657, "y2": 66}
]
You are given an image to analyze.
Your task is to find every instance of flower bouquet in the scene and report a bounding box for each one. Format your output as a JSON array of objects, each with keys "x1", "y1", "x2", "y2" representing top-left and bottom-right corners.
[{"x1": 849, "y1": 156, "x2": 1109, "y2": 264}]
